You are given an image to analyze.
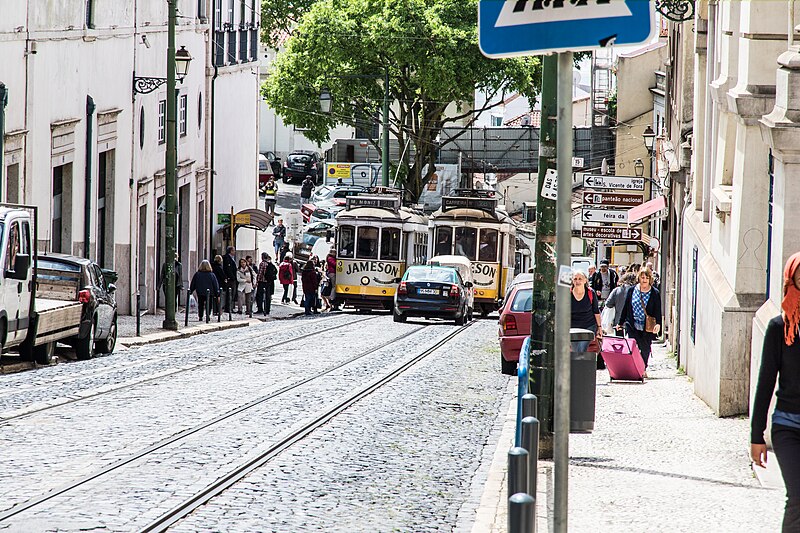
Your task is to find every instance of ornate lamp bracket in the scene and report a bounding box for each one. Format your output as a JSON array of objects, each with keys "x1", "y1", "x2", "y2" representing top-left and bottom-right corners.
[
  {"x1": 132, "y1": 76, "x2": 168, "y2": 95},
  {"x1": 655, "y1": 0, "x2": 695, "y2": 22}
]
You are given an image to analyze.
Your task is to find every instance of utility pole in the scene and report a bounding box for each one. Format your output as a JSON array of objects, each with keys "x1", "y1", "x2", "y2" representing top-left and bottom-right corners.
[
  {"x1": 163, "y1": 0, "x2": 178, "y2": 330},
  {"x1": 382, "y1": 68, "x2": 390, "y2": 187},
  {"x1": 530, "y1": 54, "x2": 558, "y2": 458}
]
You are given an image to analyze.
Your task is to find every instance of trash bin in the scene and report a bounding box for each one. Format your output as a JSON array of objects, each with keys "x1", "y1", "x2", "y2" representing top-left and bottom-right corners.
[{"x1": 570, "y1": 328, "x2": 597, "y2": 434}]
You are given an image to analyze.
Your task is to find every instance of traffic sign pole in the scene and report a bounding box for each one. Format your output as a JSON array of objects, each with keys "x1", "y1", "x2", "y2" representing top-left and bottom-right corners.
[{"x1": 554, "y1": 51, "x2": 573, "y2": 533}]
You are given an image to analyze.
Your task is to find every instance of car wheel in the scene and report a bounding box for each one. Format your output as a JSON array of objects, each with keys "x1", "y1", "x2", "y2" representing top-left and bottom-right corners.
[
  {"x1": 282, "y1": 174, "x2": 289, "y2": 184},
  {"x1": 97, "y1": 315, "x2": 117, "y2": 354},
  {"x1": 76, "y1": 320, "x2": 96, "y2": 360},
  {"x1": 468, "y1": 307, "x2": 474, "y2": 321},
  {"x1": 455, "y1": 309, "x2": 466, "y2": 326},
  {"x1": 34, "y1": 342, "x2": 55, "y2": 366},
  {"x1": 501, "y1": 354, "x2": 517, "y2": 376},
  {"x1": 393, "y1": 308, "x2": 406, "y2": 323}
]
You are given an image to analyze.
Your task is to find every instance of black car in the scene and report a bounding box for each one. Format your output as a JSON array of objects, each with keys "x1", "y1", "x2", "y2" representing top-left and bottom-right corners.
[
  {"x1": 393, "y1": 265, "x2": 473, "y2": 325},
  {"x1": 283, "y1": 151, "x2": 324, "y2": 184},
  {"x1": 261, "y1": 150, "x2": 282, "y2": 180},
  {"x1": 37, "y1": 254, "x2": 118, "y2": 358}
]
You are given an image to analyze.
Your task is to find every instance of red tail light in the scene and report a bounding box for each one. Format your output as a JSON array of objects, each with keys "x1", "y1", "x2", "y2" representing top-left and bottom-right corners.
[
  {"x1": 398, "y1": 281, "x2": 407, "y2": 296},
  {"x1": 450, "y1": 284, "x2": 460, "y2": 298},
  {"x1": 78, "y1": 289, "x2": 91, "y2": 304},
  {"x1": 502, "y1": 314, "x2": 518, "y2": 335}
]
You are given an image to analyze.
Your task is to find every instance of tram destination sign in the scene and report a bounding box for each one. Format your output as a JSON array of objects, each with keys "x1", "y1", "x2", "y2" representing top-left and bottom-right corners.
[
  {"x1": 581, "y1": 207, "x2": 629, "y2": 224},
  {"x1": 442, "y1": 196, "x2": 496, "y2": 214},
  {"x1": 347, "y1": 196, "x2": 400, "y2": 211},
  {"x1": 581, "y1": 226, "x2": 643, "y2": 241},
  {"x1": 582, "y1": 192, "x2": 644, "y2": 208},
  {"x1": 583, "y1": 174, "x2": 645, "y2": 191}
]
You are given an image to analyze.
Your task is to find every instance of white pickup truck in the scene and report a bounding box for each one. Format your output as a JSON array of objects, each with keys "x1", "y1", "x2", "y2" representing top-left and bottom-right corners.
[{"x1": 0, "y1": 204, "x2": 117, "y2": 365}]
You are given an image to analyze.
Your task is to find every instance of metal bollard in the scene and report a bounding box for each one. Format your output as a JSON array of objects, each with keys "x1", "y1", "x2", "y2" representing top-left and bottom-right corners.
[
  {"x1": 217, "y1": 295, "x2": 221, "y2": 322},
  {"x1": 184, "y1": 289, "x2": 190, "y2": 327},
  {"x1": 522, "y1": 394, "x2": 538, "y2": 420},
  {"x1": 206, "y1": 289, "x2": 211, "y2": 323},
  {"x1": 521, "y1": 416, "x2": 540, "y2": 497},
  {"x1": 508, "y1": 493, "x2": 536, "y2": 533},
  {"x1": 507, "y1": 447, "x2": 529, "y2": 501},
  {"x1": 136, "y1": 293, "x2": 141, "y2": 337},
  {"x1": 227, "y1": 288, "x2": 232, "y2": 321}
]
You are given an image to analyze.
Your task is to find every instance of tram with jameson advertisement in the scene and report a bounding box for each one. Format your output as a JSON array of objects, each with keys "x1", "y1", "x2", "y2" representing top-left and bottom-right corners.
[
  {"x1": 335, "y1": 192, "x2": 429, "y2": 311},
  {"x1": 429, "y1": 190, "x2": 516, "y2": 316}
]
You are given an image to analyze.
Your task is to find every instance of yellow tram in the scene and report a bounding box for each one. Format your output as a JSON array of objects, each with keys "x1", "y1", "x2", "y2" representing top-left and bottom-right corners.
[
  {"x1": 429, "y1": 190, "x2": 516, "y2": 316},
  {"x1": 334, "y1": 194, "x2": 429, "y2": 311}
]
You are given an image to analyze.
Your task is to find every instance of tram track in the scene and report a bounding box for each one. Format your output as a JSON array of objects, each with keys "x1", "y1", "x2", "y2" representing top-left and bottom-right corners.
[
  {"x1": 0, "y1": 321, "x2": 437, "y2": 523},
  {"x1": 141, "y1": 321, "x2": 473, "y2": 532},
  {"x1": 0, "y1": 313, "x2": 381, "y2": 425}
]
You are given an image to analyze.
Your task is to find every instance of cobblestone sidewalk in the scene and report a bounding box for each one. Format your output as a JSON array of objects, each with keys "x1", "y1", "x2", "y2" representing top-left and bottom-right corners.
[{"x1": 478, "y1": 343, "x2": 786, "y2": 532}]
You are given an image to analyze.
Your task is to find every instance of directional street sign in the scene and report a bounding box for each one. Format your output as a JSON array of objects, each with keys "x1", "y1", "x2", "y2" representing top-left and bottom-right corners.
[
  {"x1": 582, "y1": 207, "x2": 629, "y2": 224},
  {"x1": 478, "y1": 0, "x2": 654, "y2": 58},
  {"x1": 582, "y1": 191, "x2": 644, "y2": 207},
  {"x1": 583, "y1": 174, "x2": 645, "y2": 191},
  {"x1": 581, "y1": 226, "x2": 643, "y2": 241}
]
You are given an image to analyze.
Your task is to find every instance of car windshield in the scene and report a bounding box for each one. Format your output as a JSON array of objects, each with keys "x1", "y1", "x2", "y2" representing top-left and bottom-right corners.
[
  {"x1": 405, "y1": 267, "x2": 456, "y2": 283},
  {"x1": 510, "y1": 288, "x2": 533, "y2": 312},
  {"x1": 315, "y1": 186, "x2": 333, "y2": 197}
]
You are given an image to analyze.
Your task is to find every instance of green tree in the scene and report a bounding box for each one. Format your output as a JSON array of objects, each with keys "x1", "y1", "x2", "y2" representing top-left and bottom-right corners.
[{"x1": 261, "y1": 0, "x2": 541, "y2": 201}]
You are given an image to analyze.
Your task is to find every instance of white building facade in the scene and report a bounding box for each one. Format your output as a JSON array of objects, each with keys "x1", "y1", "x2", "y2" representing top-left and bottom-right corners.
[{"x1": 0, "y1": 1, "x2": 260, "y2": 314}]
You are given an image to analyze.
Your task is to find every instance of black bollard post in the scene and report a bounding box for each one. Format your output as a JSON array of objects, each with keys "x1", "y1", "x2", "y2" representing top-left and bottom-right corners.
[
  {"x1": 184, "y1": 289, "x2": 190, "y2": 327},
  {"x1": 217, "y1": 295, "x2": 221, "y2": 322},
  {"x1": 522, "y1": 394, "x2": 538, "y2": 420},
  {"x1": 507, "y1": 447, "x2": 529, "y2": 501},
  {"x1": 521, "y1": 416, "x2": 540, "y2": 497},
  {"x1": 508, "y1": 493, "x2": 536, "y2": 533},
  {"x1": 206, "y1": 289, "x2": 211, "y2": 323},
  {"x1": 227, "y1": 288, "x2": 232, "y2": 321},
  {"x1": 136, "y1": 293, "x2": 141, "y2": 337}
]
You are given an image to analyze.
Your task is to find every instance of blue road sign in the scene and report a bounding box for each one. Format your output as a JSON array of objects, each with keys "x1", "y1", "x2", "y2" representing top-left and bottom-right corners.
[{"x1": 479, "y1": 0, "x2": 654, "y2": 58}]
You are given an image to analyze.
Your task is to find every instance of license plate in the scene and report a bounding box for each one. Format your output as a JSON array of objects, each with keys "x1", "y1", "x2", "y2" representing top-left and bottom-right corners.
[{"x1": 418, "y1": 288, "x2": 439, "y2": 295}]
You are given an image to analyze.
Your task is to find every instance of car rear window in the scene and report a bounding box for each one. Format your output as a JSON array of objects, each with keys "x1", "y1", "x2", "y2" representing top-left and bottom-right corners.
[
  {"x1": 510, "y1": 288, "x2": 532, "y2": 312},
  {"x1": 38, "y1": 259, "x2": 81, "y2": 272},
  {"x1": 289, "y1": 154, "x2": 311, "y2": 164},
  {"x1": 405, "y1": 267, "x2": 456, "y2": 283}
]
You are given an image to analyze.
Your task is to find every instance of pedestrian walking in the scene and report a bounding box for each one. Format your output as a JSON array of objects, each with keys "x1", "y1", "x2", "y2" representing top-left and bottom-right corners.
[
  {"x1": 158, "y1": 253, "x2": 183, "y2": 308},
  {"x1": 245, "y1": 256, "x2": 258, "y2": 315},
  {"x1": 570, "y1": 269, "x2": 601, "y2": 352},
  {"x1": 590, "y1": 259, "x2": 618, "y2": 300},
  {"x1": 320, "y1": 272, "x2": 333, "y2": 311},
  {"x1": 264, "y1": 177, "x2": 278, "y2": 220},
  {"x1": 300, "y1": 175, "x2": 315, "y2": 207},
  {"x1": 279, "y1": 253, "x2": 296, "y2": 304},
  {"x1": 301, "y1": 260, "x2": 321, "y2": 315},
  {"x1": 189, "y1": 260, "x2": 220, "y2": 321},
  {"x1": 273, "y1": 219, "x2": 286, "y2": 258},
  {"x1": 618, "y1": 266, "x2": 662, "y2": 377},
  {"x1": 752, "y1": 252, "x2": 800, "y2": 532},
  {"x1": 326, "y1": 248, "x2": 339, "y2": 310},
  {"x1": 604, "y1": 272, "x2": 637, "y2": 333},
  {"x1": 256, "y1": 252, "x2": 278, "y2": 315},
  {"x1": 212, "y1": 255, "x2": 227, "y2": 315},
  {"x1": 223, "y1": 246, "x2": 238, "y2": 311},
  {"x1": 236, "y1": 258, "x2": 254, "y2": 315}
]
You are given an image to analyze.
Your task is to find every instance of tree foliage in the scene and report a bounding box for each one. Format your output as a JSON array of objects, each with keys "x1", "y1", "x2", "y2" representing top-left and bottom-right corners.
[{"x1": 261, "y1": 0, "x2": 542, "y2": 200}]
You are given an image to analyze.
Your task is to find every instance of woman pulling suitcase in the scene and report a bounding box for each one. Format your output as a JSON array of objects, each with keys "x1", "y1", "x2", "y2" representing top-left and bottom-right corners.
[{"x1": 617, "y1": 266, "x2": 662, "y2": 379}]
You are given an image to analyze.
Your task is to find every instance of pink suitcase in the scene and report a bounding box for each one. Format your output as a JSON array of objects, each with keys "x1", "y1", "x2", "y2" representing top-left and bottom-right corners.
[{"x1": 601, "y1": 335, "x2": 646, "y2": 382}]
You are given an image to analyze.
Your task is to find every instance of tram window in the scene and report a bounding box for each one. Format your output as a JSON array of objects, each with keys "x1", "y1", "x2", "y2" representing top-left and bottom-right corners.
[
  {"x1": 339, "y1": 226, "x2": 355, "y2": 258},
  {"x1": 381, "y1": 228, "x2": 401, "y2": 261},
  {"x1": 357, "y1": 227, "x2": 379, "y2": 259},
  {"x1": 479, "y1": 229, "x2": 499, "y2": 262},
  {"x1": 454, "y1": 227, "x2": 477, "y2": 261},
  {"x1": 414, "y1": 232, "x2": 428, "y2": 265},
  {"x1": 434, "y1": 227, "x2": 452, "y2": 256}
]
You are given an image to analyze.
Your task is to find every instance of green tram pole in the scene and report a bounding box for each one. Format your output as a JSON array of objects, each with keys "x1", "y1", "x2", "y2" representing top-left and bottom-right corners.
[
  {"x1": 529, "y1": 54, "x2": 558, "y2": 458},
  {"x1": 381, "y1": 68, "x2": 389, "y2": 187},
  {"x1": 162, "y1": 0, "x2": 178, "y2": 330}
]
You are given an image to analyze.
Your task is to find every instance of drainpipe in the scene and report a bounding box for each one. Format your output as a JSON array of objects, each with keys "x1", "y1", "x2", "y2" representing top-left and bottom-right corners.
[
  {"x1": 84, "y1": 95, "x2": 96, "y2": 258},
  {"x1": 0, "y1": 83, "x2": 7, "y2": 195}
]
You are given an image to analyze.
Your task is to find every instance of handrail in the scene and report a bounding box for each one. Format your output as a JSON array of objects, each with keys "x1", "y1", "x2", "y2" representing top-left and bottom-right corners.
[{"x1": 515, "y1": 336, "x2": 531, "y2": 447}]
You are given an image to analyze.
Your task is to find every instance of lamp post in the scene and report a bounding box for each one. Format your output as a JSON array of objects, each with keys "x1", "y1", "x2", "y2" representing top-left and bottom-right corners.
[
  {"x1": 0, "y1": 83, "x2": 7, "y2": 197},
  {"x1": 320, "y1": 68, "x2": 390, "y2": 186}
]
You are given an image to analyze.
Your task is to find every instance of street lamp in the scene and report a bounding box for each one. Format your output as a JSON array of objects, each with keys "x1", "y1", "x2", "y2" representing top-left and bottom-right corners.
[
  {"x1": 634, "y1": 158, "x2": 645, "y2": 177},
  {"x1": 132, "y1": 44, "x2": 193, "y2": 95},
  {"x1": 642, "y1": 125, "x2": 656, "y2": 155},
  {"x1": 319, "y1": 69, "x2": 390, "y2": 186}
]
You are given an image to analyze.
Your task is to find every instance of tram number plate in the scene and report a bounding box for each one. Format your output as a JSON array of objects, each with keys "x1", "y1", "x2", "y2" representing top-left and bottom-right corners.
[{"x1": 418, "y1": 288, "x2": 439, "y2": 295}]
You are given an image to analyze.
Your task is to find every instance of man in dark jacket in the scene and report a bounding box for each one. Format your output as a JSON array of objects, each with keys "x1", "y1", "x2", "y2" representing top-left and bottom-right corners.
[
  {"x1": 590, "y1": 259, "x2": 618, "y2": 300},
  {"x1": 223, "y1": 246, "x2": 238, "y2": 311},
  {"x1": 256, "y1": 252, "x2": 278, "y2": 315},
  {"x1": 189, "y1": 260, "x2": 220, "y2": 321},
  {"x1": 301, "y1": 261, "x2": 321, "y2": 315},
  {"x1": 300, "y1": 175, "x2": 315, "y2": 207}
]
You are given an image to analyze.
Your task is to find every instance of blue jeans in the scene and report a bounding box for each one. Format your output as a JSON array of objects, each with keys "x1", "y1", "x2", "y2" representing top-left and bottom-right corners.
[{"x1": 304, "y1": 291, "x2": 316, "y2": 315}]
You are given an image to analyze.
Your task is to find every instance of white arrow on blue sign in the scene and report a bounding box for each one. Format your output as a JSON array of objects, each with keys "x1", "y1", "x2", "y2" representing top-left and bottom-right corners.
[{"x1": 479, "y1": 0, "x2": 655, "y2": 58}]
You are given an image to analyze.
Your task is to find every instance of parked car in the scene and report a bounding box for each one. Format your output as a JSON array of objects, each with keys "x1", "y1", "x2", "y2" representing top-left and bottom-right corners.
[
  {"x1": 258, "y1": 153, "x2": 275, "y2": 193},
  {"x1": 293, "y1": 220, "x2": 336, "y2": 264},
  {"x1": 283, "y1": 151, "x2": 324, "y2": 184},
  {"x1": 427, "y1": 255, "x2": 475, "y2": 311},
  {"x1": 261, "y1": 150, "x2": 282, "y2": 180},
  {"x1": 393, "y1": 265, "x2": 473, "y2": 325},
  {"x1": 301, "y1": 198, "x2": 347, "y2": 224},
  {"x1": 310, "y1": 184, "x2": 367, "y2": 205},
  {"x1": 497, "y1": 278, "x2": 533, "y2": 375},
  {"x1": 37, "y1": 254, "x2": 119, "y2": 359}
]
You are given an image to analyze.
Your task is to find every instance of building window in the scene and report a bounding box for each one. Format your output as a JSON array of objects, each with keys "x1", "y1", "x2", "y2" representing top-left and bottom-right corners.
[
  {"x1": 767, "y1": 150, "x2": 775, "y2": 298},
  {"x1": 239, "y1": 30, "x2": 247, "y2": 62},
  {"x1": 198, "y1": 93, "x2": 203, "y2": 130},
  {"x1": 179, "y1": 95, "x2": 188, "y2": 137},
  {"x1": 197, "y1": 0, "x2": 207, "y2": 22},
  {"x1": 227, "y1": 0, "x2": 234, "y2": 24},
  {"x1": 490, "y1": 115, "x2": 503, "y2": 127},
  {"x1": 227, "y1": 31, "x2": 237, "y2": 65},
  {"x1": 158, "y1": 100, "x2": 166, "y2": 145},
  {"x1": 214, "y1": 32, "x2": 225, "y2": 66},
  {"x1": 691, "y1": 245, "x2": 698, "y2": 343},
  {"x1": 214, "y1": 0, "x2": 222, "y2": 30},
  {"x1": 85, "y1": 0, "x2": 95, "y2": 28}
]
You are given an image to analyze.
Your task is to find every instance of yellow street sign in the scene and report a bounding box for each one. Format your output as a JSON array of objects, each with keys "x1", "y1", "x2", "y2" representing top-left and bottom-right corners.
[
  {"x1": 327, "y1": 163, "x2": 351, "y2": 179},
  {"x1": 234, "y1": 214, "x2": 251, "y2": 225}
]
